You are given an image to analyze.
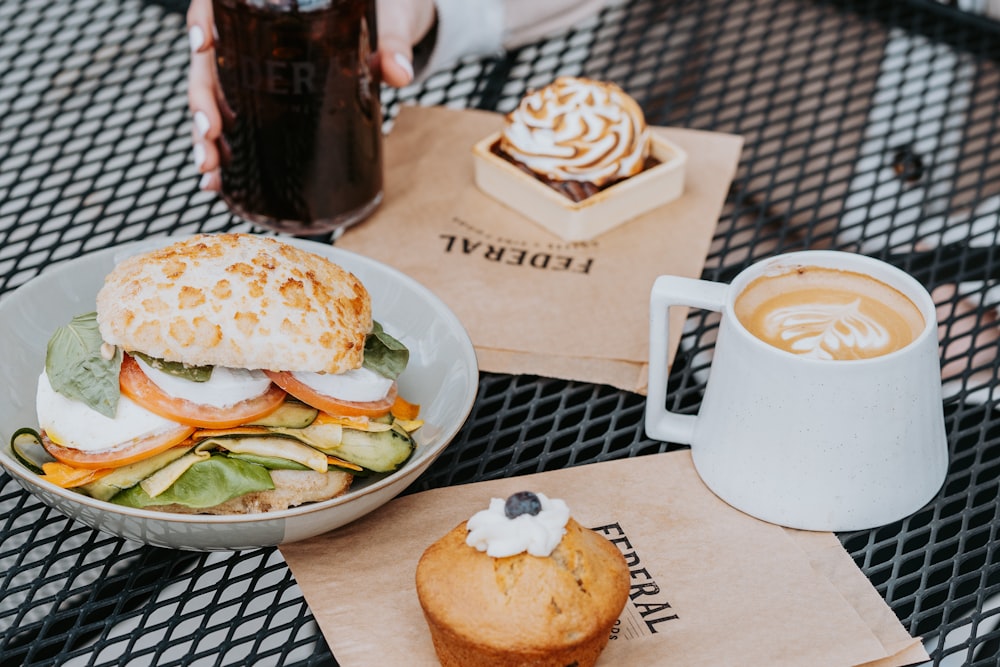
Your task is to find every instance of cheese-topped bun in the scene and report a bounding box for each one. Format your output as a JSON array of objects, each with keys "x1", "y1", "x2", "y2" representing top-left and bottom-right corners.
[{"x1": 96, "y1": 234, "x2": 371, "y2": 373}]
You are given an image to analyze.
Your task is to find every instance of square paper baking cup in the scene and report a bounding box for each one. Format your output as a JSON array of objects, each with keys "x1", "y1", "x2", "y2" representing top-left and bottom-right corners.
[{"x1": 472, "y1": 132, "x2": 687, "y2": 242}]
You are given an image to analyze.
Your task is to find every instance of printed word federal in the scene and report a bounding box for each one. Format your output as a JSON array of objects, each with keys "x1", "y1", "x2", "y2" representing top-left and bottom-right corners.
[
  {"x1": 593, "y1": 522, "x2": 679, "y2": 634},
  {"x1": 440, "y1": 235, "x2": 595, "y2": 274}
]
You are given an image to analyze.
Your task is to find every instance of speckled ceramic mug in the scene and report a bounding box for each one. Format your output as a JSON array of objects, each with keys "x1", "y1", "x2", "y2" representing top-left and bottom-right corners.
[{"x1": 645, "y1": 251, "x2": 948, "y2": 531}]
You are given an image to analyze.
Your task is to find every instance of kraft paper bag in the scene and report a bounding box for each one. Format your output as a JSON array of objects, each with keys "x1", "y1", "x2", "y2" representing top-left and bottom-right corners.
[
  {"x1": 337, "y1": 105, "x2": 743, "y2": 394},
  {"x1": 280, "y1": 451, "x2": 927, "y2": 667}
]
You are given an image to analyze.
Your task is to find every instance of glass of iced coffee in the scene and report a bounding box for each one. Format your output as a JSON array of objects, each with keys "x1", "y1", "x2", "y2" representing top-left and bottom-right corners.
[{"x1": 212, "y1": 0, "x2": 383, "y2": 236}]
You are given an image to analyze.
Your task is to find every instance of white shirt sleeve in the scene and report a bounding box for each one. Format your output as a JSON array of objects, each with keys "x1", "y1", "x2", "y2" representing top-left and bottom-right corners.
[
  {"x1": 420, "y1": 0, "x2": 505, "y2": 79},
  {"x1": 416, "y1": 0, "x2": 621, "y2": 80}
]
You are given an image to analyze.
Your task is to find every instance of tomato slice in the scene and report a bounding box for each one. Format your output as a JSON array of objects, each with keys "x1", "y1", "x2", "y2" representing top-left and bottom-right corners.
[
  {"x1": 119, "y1": 355, "x2": 287, "y2": 428},
  {"x1": 264, "y1": 371, "x2": 397, "y2": 418},
  {"x1": 41, "y1": 426, "x2": 194, "y2": 470}
]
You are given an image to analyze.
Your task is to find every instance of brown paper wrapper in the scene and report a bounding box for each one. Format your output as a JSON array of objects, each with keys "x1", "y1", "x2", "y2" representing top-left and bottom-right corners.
[
  {"x1": 337, "y1": 105, "x2": 744, "y2": 394},
  {"x1": 280, "y1": 451, "x2": 927, "y2": 667}
]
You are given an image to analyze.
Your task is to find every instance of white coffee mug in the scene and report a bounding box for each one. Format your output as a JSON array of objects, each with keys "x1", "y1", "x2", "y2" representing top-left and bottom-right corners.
[{"x1": 645, "y1": 250, "x2": 949, "y2": 531}]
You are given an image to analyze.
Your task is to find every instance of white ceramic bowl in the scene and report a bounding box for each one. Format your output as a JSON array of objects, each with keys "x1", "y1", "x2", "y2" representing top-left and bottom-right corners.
[{"x1": 0, "y1": 236, "x2": 479, "y2": 551}]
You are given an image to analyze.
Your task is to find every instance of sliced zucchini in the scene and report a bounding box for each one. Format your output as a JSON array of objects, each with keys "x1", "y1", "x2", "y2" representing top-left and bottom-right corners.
[
  {"x1": 267, "y1": 422, "x2": 343, "y2": 450},
  {"x1": 312, "y1": 412, "x2": 392, "y2": 432},
  {"x1": 228, "y1": 453, "x2": 311, "y2": 471},
  {"x1": 245, "y1": 400, "x2": 318, "y2": 428},
  {"x1": 201, "y1": 436, "x2": 327, "y2": 473},
  {"x1": 140, "y1": 448, "x2": 212, "y2": 498},
  {"x1": 10, "y1": 428, "x2": 54, "y2": 475},
  {"x1": 394, "y1": 418, "x2": 424, "y2": 433},
  {"x1": 78, "y1": 445, "x2": 192, "y2": 501},
  {"x1": 329, "y1": 426, "x2": 415, "y2": 473}
]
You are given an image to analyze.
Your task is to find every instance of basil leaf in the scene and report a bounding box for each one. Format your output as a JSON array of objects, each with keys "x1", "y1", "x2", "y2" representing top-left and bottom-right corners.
[
  {"x1": 132, "y1": 351, "x2": 213, "y2": 382},
  {"x1": 362, "y1": 321, "x2": 409, "y2": 380},
  {"x1": 45, "y1": 312, "x2": 122, "y2": 418},
  {"x1": 110, "y1": 455, "x2": 274, "y2": 509}
]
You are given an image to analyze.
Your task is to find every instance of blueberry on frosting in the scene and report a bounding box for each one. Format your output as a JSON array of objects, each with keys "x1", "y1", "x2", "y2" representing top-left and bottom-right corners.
[
  {"x1": 466, "y1": 491, "x2": 570, "y2": 558},
  {"x1": 504, "y1": 491, "x2": 542, "y2": 518}
]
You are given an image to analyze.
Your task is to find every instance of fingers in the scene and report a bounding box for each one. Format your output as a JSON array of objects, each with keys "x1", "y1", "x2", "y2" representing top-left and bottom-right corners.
[
  {"x1": 187, "y1": 0, "x2": 221, "y2": 190},
  {"x1": 189, "y1": 49, "x2": 222, "y2": 183},
  {"x1": 378, "y1": 44, "x2": 415, "y2": 88},
  {"x1": 198, "y1": 169, "x2": 221, "y2": 192},
  {"x1": 187, "y1": 0, "x2": 214, "y2": 53},
  {"x1": 376, "y1": 0, "x2": 435, "y2": 87},
  {"x1": 376, "y1": 5, "x2": 415, "y2": 87},
  {"x1": 188, "y1": 50, "x2": 220, "y2": 144},
  {"x1": 190, "y1": 118, "x2": 221, "y2": 191}
]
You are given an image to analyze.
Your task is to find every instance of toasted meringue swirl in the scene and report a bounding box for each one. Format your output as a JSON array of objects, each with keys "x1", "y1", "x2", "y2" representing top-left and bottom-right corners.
[{"x1": 500, "y1": 76, "x2": 650, "y2": 186}]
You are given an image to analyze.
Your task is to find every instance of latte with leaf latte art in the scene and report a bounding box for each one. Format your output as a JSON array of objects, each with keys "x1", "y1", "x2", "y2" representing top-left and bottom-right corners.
[{"x1": 734, "y1": 266, "x2": 925, "y2": 360}]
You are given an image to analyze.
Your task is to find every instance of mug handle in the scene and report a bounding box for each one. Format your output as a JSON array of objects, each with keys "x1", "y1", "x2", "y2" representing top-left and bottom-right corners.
[{"x1": 645, "y1": 275, "x2": 729, "y2": 444}]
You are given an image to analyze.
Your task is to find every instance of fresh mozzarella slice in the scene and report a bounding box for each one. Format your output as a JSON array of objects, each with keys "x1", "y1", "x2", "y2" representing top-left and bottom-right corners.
[
  {"x1": 36, "y1": 371, "x2": 181, "y2": 452},
  {"x1": 290, "y1": 367, "x2": 393, "y2": 403},
  {"x1": 133, "y1": 356, "x2": 272, "y2": 408}
]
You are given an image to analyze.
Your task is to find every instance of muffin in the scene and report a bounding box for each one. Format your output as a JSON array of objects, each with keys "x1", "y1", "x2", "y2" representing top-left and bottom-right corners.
[
  {"x1": 494, "y1": 76, "x2": 654, "y2": 202},
  {"x1": 471, "y1": 77, "x2": 687, "y2": 241},
  {"x1": 415, "y1": 491, "x2": 630, "y2": 667}
]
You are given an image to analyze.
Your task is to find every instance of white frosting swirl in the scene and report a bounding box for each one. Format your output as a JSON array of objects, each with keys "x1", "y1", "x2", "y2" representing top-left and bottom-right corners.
[
  {"x1": 500, "y1": 76, "x2": 650, "y2": 186},
  {"x1": 465, "y1": 493, "x2": 570, "y2": 558}
]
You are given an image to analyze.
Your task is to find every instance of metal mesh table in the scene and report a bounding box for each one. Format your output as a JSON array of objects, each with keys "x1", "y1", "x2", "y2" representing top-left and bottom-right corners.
[{"x1": 2, "y1": 0, "x2": 1000, "y2": 664}]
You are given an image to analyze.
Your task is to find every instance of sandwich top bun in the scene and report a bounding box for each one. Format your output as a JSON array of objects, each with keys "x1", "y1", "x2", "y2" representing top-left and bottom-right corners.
[{"x1": 96, "y1": 234, "x2": 371, "y2": 373}]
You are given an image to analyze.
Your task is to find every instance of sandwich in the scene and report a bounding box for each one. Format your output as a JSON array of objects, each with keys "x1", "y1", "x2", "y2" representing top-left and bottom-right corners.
[{"x1": 11, "y1": 233, "x2": 422, "y2": 514}]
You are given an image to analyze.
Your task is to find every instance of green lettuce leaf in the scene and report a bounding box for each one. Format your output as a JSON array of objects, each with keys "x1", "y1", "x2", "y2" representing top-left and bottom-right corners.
[
  {"x1": 45, "y1": 312, "x2": 122, "y2": 418},
  {"x1": 110, "y1": 455, "x2": 274, "y2": 509},
  {"x1": 363, "y1": 321, "x2": 409, "y2": 380}
]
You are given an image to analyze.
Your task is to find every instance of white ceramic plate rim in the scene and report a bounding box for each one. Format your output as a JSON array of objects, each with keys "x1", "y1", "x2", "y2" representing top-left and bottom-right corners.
[{"x1": 0, "y1": 235, "x2": 478, "y2": 526}]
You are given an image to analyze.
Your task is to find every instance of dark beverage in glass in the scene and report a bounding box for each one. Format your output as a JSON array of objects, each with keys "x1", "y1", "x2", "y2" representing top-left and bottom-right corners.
[{"x1": 212, "y1": 0, "x2": 383, "y2": 235}]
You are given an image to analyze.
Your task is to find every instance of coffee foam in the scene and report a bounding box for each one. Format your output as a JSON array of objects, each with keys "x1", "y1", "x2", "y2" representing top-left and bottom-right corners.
[{"x1": 734, "y1": 266, "x2": 925, "y2": 360}]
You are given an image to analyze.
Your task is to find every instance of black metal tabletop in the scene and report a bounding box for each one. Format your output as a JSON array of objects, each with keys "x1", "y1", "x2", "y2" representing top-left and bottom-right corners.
[{"x1": 2, "y1": 0, "x2": 1000, "y2": 665}]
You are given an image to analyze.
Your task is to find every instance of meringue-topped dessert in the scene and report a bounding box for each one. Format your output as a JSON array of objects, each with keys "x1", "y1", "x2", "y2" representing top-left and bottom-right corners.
[
  {"x1": 494, "y1": 76, "x2": 655, "y2": 202},
  {"x1": 472, "y1": 75, "x2": 687, "y2": 241}
]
